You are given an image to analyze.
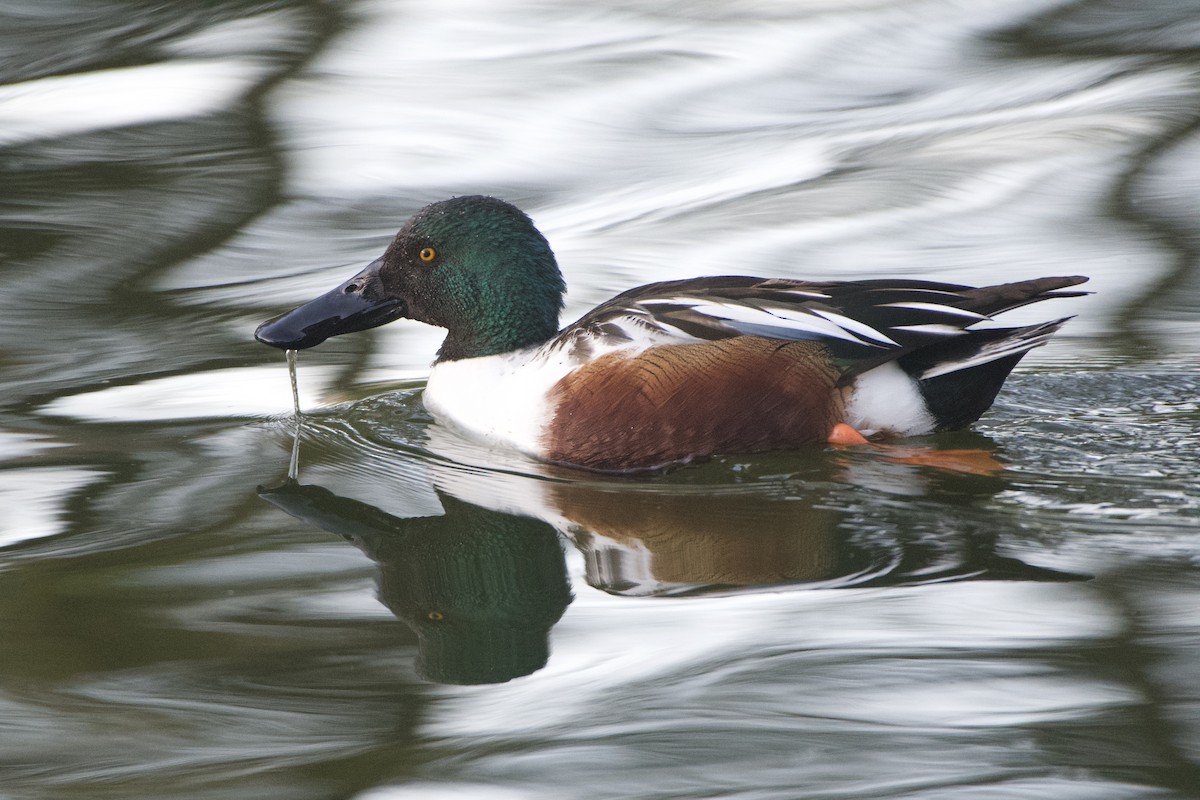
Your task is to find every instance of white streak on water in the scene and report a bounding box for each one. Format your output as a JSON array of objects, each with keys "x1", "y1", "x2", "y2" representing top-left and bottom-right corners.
[
  {"x1": 421, "y1": 577, "x2": 1122, "y2": 739},
  {"x1": 354, "y1": 784, "x2": 546, "y2": 800},
  {"x1": 38, "y1": 366, "x2": 337, "y2": 422},
  {"x1": 0, "y1": 60, "x2": 268, "y2": 146},
  {"x1": 0, "y1": 468, "x2": 101, "y2": 548}
]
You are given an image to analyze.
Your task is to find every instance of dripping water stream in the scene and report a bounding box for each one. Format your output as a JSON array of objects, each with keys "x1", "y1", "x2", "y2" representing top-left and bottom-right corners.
[{"x1": 287, "y1": 348, "x2": 301, "y2": 480}]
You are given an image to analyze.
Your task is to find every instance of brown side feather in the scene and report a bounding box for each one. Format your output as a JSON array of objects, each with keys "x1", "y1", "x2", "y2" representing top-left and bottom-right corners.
[{"x1": 544, "y1": 336, "x2": 844, "y2": 471}]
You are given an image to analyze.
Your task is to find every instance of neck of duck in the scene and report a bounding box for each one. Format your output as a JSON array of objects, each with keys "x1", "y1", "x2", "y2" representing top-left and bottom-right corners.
[{"x1": 434, "y1": 293, "x2": 562, "y2": 363}]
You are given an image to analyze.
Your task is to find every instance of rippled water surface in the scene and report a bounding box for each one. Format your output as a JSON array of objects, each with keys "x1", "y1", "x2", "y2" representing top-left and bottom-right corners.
[{"x1": 2, "y1": 1, "x2": 1200, "y2": 798}]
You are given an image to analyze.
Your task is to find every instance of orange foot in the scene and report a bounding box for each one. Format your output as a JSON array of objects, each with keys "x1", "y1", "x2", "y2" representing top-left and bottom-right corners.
[
  {"x1": 876, "y1": 446, "x2": 1005, "y2": 476},
  {"x1": 827, "y1": 423, "x2": 870, "y2": 446},
  {"x1": 827, "y1": 423, "x2": 1005, "y2": 476}
]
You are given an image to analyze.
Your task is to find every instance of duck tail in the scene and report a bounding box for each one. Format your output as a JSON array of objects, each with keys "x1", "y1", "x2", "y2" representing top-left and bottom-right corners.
[{"x1": 898, "y1": 317, "x2": 1073, "y2": 431}]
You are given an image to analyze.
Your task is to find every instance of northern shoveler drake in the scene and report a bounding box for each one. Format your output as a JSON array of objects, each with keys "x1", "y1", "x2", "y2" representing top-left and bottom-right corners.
[{"x1": 255, "y1": 195, "x2": 1088, "y2": 471}]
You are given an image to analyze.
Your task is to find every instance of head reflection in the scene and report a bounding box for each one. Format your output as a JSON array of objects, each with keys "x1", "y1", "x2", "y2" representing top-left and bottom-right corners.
[{"x1": 259, "y1": 481, "x2": 571, "y2": 685}]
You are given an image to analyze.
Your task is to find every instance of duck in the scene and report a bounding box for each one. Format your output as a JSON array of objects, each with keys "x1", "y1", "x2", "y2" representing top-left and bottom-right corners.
[{"x1": 255, "y1": 195, "x2": 1088, "y2": 472}]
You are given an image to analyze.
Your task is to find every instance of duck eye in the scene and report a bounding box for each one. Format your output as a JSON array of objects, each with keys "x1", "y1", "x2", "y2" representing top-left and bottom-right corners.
[{"x1": 419, "y1": 247, "x2": 437, "y2": 262}]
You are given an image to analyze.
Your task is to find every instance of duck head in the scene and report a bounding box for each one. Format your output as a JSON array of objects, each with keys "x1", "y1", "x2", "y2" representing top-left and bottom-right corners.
[{"x1": 255, "y1": 195, "x2": 566, "y2": 361}]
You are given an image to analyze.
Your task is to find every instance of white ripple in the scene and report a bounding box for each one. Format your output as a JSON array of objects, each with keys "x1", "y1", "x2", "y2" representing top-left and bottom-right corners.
[
  {"x1": 0, "y1": 468, "x2": 101, "y2": 548},
  {"x1": 38, "y1": 366, "x2": 336, "y2": 422},
  {"x1": 0, "y1": 59, "x2": 268, "y2": 146}
]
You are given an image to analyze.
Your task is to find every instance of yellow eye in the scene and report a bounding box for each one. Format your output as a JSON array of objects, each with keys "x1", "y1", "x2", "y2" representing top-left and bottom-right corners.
[
  {"x1": 419, "y1": 247, "x2": 437, "y2": 262},
  {"x1": 427, "y1": 611, "x2": 444, "y2": 621}
]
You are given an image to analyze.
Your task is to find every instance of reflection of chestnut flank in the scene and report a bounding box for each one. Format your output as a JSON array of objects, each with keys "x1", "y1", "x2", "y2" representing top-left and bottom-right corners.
[{"x1": 551, "y1": 482, "x2": 839, "y2": 588}]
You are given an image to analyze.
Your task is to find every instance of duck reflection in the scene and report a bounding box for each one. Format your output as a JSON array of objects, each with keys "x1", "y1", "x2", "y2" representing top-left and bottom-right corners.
[
  {"x1": 554, "y1": 484, "x2": 843, "y2": 595},
  {"x1": 259, "y1": 481, "x2": 571, "y2": 685},
  {"x1": 552, "y1": 476, "x2": 1085, "y2": 596},
  {"x1": 259, "y1": 427, "x2": 1088, "y2": 684}
]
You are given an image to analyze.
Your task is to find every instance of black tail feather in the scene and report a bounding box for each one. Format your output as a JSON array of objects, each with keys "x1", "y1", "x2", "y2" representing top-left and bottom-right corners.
[
  {"x1": 898, "y1": 319, "x2": 1070, "y2": 431},
  {"x1": 955, "y1": 276, "x2": 1090, "y2": 316}
]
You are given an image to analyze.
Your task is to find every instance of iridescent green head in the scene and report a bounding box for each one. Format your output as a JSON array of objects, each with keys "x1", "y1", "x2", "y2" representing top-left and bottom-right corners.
[{"x1": 255, "y1": 195, "x2": 566, "y2": 362}]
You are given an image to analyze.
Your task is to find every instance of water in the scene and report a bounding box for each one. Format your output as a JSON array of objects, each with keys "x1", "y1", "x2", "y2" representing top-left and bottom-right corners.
[{"x1": 2, "y1": 1, "x2": 1199, "y2": 798}]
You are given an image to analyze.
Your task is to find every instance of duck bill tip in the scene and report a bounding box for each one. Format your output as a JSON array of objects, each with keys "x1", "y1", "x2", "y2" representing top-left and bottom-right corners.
[{"x1": 254, "y1": 275, "x2": 406, "y2": 350}]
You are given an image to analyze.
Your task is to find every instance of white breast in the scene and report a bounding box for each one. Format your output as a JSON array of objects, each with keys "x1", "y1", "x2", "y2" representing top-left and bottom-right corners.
[{"x1": 422, "y1": 345, "x2": 580, "y2": 458}]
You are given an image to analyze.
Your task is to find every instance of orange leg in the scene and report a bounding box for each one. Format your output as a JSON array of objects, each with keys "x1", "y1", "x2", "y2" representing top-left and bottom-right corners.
[{"x1": 827, "y1": 422, "x2": 1004, "y2": 476}]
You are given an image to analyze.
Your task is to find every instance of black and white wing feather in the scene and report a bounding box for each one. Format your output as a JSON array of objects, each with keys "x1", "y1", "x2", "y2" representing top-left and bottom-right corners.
[{"x1": 559, "y1": 274, "x2": 1088, "y2": 376}]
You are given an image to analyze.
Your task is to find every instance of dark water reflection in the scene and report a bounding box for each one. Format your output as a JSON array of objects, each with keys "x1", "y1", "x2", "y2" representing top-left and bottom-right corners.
[
  {"x1": 261, "y1": 478, "x2": 573, "y2": 685},
  {"x1": 2, "y1": 0, "x2": 1200, "y2": 797}
]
